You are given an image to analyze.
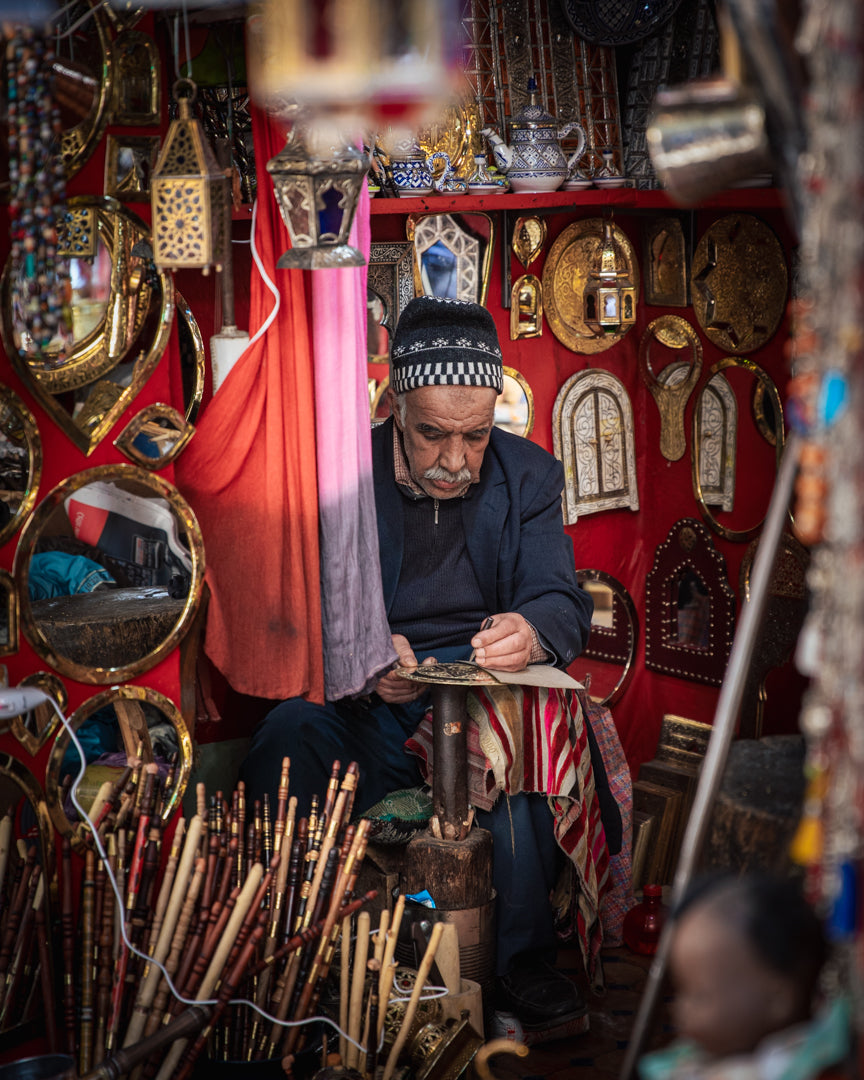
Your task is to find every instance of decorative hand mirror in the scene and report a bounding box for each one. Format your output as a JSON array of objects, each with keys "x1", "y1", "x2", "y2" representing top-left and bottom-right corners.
[
  {"x1": 0, "y1": 753, "x2": 55, "y2": 1039},
  {"x1": 407, "y1": 213, "x2": 494, "y2": 307},
  {"x1": 0, "y1": 384, "x2": 42, "y2": 548},
  {"x1": 13, "y1": 464, "x2": 205, "y2": 684},
  {"x1": 8, "y1": 672, "x2": 68, "y2": 757},
  {"x1": 45, "y1": 685, "x2": 192, "y2": 853},
  {"x1": 0, "y1": 196, "x2": 174, "y2": 456},
  {"x1": 692, "y1": 357, "x2": 785, "y2": 542},
  {"x1": 645, "y1": 518, "x2": 736, "y2": 686},
  {"x1": 114, "y1": 403, "x2": 195, "y2": 469},
  {"x1": 571, "y1": 569, "x2": 639, "y2": 706}
]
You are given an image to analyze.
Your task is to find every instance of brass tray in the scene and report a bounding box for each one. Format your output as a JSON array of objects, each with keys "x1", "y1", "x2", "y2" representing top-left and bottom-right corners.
[{"x1": 542, "y1": 218, "x2": 640, "y2": 354}]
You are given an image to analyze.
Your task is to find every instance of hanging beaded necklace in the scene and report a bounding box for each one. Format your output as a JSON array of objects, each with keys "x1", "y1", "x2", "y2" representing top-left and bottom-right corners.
[{"x1": 6, "y1": 22, "x2": 71, "y2": 364}]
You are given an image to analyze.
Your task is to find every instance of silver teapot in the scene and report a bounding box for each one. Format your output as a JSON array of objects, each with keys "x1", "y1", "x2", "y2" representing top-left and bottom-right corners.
[{"x1": 483, "y1": 78, "x2": 587, "y2": 193}]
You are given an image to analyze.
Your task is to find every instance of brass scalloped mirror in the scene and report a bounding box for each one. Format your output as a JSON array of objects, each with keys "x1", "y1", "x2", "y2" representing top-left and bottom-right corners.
[
  {"x1": 692, "y1": 357, "x2": 785, "y2": 542},
  {"x1": 114, "y1": 403, "x2": 195, "y2": 469},
  {"x1": 0, "y1": 384, "x2": 42, "y2": 548},
  {"x1": 407, "y1": 213, "x2": 494, "y2": 307},
  {"x1": 13, "y1": 465, "x2": 204, "y2": 684},
  {"x1": 45, "y1": 685, "x2": 192, "y2": 853},
  {"x1": 9, "y1": 672, "x2": 68, "y2": 757},
  {"x1": 571, "y1": 569, "x2": 639, "y2": 706},
  {"x1": 0, "y1": 196, "x2": 174, "y2": 456},
  {"x1": 0, "y1": 753, "x2": 55, "y2": 1041}
]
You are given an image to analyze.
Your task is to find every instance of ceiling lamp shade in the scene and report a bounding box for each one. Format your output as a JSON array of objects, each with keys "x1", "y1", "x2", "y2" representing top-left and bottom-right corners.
[{"x1": 150, "y1": 79, "x2": 226, "y2": 274}]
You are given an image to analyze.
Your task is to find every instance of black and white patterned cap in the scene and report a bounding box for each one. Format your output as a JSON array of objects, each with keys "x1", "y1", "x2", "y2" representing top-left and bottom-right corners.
[{"x1": 390, "y1": 296, "x2": 504, "y2": 394}]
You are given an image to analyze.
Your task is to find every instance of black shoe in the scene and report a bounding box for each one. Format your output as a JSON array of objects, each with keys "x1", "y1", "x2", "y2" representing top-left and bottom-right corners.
[{"x1": 496, "y1": 957, "x2": 589, "y2": 1036}]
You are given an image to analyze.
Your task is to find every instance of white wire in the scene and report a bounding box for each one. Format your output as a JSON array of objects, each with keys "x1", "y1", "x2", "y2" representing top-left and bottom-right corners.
[
  {"x1": 247, "y1": 196, "x2": 281, "y2": 348},
  {"x1": 49, "y1": 694, "x2": 443, "y2": 1058}
]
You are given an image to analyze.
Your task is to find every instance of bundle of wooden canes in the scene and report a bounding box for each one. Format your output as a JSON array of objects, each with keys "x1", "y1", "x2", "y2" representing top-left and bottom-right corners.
[{"x1": 57, "y1": 755, "x2": 381, "y2": 1078}]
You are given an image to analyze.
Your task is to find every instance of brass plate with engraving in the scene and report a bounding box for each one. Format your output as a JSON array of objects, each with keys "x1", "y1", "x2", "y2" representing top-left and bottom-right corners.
[
  {"x1": 542, "y1": 218, "x2": 639, "y2": 354},
  {"x1": 691, "y1": 213, "x2": 788, "y2": 354}
]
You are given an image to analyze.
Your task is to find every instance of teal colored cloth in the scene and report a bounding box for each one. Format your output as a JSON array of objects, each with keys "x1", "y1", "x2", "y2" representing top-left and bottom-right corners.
[
  {"x1": 29, "y1": 552, "x2": 115, "y2": 601},
  {"x1": 639, "y1": 997, "x2": 851, "y2": 1080}
]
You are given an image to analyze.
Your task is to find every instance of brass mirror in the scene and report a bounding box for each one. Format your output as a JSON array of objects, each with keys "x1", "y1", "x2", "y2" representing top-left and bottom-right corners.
[
  {"x1": 13, "y1": 465, "x2": 205, "y2": 684},
  {"x1": 407, "y1": 213, "x2": 494, "y2": 307},
  {"x1": 0, "y1": 754, "x2": 55, "y2": 1040},
  {"x1": 55, "y1": 0, "x2": 115, "y2": 176},
  {"x1": 692, "y1": 357, "x2": 785, "y2": 542},
  {"x1": 45, "y1": 685, "x2": 192, "y2": 853},
  {"x1": 176, "y1": 291, "x2": 206, "y2": 424},
  {"x1": 0, "y1": 569, "x2": 18, "y2": 657},
  {"x1": 0, "y1": 384, "x2": 42, "y2": 548},
  {"x1": 495, "y1": 368, "x2": 534, "y2": 437},
  {"x1": 571, "y1": 569, "x2": 639, "y2": 706},
  {"x1": 0, "y1": 196, "x2": 174, "y2": 456},
  {"x1": 114, "y1": 404, "x2": 195, "y2": 469},
  {"x1": 368, "y1": 242, "x2": 415, "y2": 340},
  {"x1": 8, "y1": 672, "x2": 68, "y2": 757}
]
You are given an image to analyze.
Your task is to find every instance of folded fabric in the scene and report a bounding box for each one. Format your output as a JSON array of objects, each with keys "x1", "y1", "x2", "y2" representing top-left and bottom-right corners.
[{"x1": 29, "y1": 551, "x2": 115, "y2": 601}]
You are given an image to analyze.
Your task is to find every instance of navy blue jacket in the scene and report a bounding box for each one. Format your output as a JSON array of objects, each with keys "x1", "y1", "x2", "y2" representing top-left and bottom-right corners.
[{"x1": 372, "y1": 418, "x2": 593, "y2": 668}]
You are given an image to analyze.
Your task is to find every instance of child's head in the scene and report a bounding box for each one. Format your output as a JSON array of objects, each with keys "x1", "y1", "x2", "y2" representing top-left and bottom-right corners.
[{"x1": 668, "y1": 873, "x2": 828, "y2": 1058}]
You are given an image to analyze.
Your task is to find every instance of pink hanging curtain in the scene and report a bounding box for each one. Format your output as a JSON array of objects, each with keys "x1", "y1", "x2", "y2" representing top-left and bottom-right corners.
[
  {"x1": 175, "y1": 107, "x2": 324, "y2": 703},
  {"x1": 311, "y1": 183, "x2": 397, "y2": 699}
]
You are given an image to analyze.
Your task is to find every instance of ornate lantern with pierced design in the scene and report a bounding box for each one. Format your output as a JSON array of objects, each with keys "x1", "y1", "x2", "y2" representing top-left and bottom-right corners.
[
  {"x1": 584, "y1": 220, "x2": 637, "y2": 334},
  {"x1": 150, "y1": 79, "x2": 226, "y2": 274},
  {"x1": 266, "y1": 129, "x2": 369, "y2": 269}
]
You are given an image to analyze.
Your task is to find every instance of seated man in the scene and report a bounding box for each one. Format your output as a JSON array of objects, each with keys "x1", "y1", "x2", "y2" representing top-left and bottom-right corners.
[{"x1": 241, "y1": 295, "x2": 605, "y2": 1038}]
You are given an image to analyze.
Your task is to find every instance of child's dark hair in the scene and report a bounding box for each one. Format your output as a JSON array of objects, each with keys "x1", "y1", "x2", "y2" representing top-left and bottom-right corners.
[{"x1": 673, "y1": 872, "x2": 828, "y2": 1008}]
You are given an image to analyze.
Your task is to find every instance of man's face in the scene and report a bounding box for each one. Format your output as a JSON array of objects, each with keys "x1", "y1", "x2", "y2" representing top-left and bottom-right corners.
[{"x1": 392, "y1": 383, "x2": 497, "y2": 499}]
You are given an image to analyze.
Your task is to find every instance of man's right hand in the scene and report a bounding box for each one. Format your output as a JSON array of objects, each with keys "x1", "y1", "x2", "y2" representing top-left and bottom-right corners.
[{"x1": 375, "y1": 634, "x2": 436, "y2": 703}]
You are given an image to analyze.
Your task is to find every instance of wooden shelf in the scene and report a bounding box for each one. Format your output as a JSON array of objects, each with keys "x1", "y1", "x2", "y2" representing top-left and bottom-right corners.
[{"x1": 368, "y1": 186, "x2": 788, "y2": 215}]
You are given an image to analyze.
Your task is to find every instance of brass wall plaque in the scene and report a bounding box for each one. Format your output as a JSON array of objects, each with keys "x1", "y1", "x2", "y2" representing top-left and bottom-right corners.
[
  {"x1": 691, "y1": 213, "x2": 788, "y2": 353},
  {"x1": 542, "y1": 218, "x2": 639, "y2": 354}
]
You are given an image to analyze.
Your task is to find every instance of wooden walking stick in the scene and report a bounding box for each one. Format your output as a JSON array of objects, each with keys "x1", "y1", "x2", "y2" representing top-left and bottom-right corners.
[{"x1": 345, "y1": 910, "x2": 370, "y2": 1069}]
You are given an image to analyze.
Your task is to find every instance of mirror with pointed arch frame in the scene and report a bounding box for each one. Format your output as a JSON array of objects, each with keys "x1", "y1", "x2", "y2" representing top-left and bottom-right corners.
[
  {"x1": 692, "y1": 357, "x2": 785, "y2": 543},
  {"x1": 407, "y1": 212, "x2": 495, "y2": 308},
  {"x1": 0, "y1": 196, "x2": 174, "y2": 456},
  {"x1": 0, "y1": 752, "x2": 55, "y2": 1040},
  {"x1": 7, "y1": 672, "x2": 68, "y2": 758},
  {"x1": 0, "y1": 384, "x2": 42, "y2": 549},
  {"x1": 13, "y1": 465, "x2": 205, "y2": 684},
  {"x1": 45, "y1": 685, "x2": 192, "y2": 853},
  {"x1": 571, "y1": 568, "x2": 639, "y2": 707},
  {"x1": 114, "y1": 403, "x2": 195, "y2": 470}
]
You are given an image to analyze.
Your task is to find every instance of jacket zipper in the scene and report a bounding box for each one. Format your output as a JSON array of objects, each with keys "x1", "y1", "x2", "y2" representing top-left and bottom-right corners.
[{"x1": 434, "y1": 498, "x2": 439, "y2": 525}]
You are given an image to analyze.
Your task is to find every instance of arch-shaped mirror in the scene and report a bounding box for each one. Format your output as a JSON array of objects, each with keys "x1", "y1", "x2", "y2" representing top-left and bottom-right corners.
[
  {"x1": 8, "y1": 672, "x2": 68, "y2": 757},
  {"x1": 407, "y1": 213, "x2": 494, "y2": 307},
  {"x1": 45, "y1": 685, "x2": 192, "y2": 853},
  {"x1": 0, "y1": 569, "x2": 18, "y2": 656},
  {"x1": 13, "y1": 465, "x2": 205, "y2": 684},
  {"x1": 0, "y1": 753, "x2": 55, "y2": 1040},
  {"x1": 0, "y1": 384, "x2": 41, "y2": 549},
  {"x1": 692, "y1": 358, "x2": 785, "y2": 543},
  {"x1": 572, "y1": 569, "x2": 639, "y2": 706},
  {"x1": 176, "y1": 291, "x2": 206, "y2": 425},
  {"x1": 368, "y1": 242, "x2": 415, "y2": 337},
  {"x1": 114, "y1": 404, "x2": 195, "y2": 469},
  {"x1": 0, "y1": 196, "x2": 174, "y2": 456}
]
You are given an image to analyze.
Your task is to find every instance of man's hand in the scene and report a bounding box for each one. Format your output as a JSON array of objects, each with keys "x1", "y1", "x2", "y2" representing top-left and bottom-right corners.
[
  {"x1": 470, "y1": 612, "x2": 533, "y2": 672},
  {"x1": 375, "y1": 634, "x2": 436, "y2": 703}
]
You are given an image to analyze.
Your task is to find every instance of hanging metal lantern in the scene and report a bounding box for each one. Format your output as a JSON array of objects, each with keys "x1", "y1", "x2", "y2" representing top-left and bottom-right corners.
[
  {"x1": 266, "y1": 130, "x2": 370, "y2": 270},
  {"x1": 150, "y1": 79, "x2": 226, "y2": 274},
  {"x1": 584, "y1": 220, "x2": 638, "y2": 334}
]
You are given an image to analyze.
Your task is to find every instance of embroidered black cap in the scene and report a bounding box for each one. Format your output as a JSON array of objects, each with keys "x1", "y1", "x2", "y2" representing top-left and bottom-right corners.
[{"x1": 390, "y1": 295, "x2": 504, "y2": 394}]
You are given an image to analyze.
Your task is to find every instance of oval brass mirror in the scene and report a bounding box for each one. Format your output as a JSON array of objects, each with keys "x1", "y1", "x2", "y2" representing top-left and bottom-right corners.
[
  {"x1": 407, "y1": 212, "x2": 494, "y2": 307},
  {"x1": 45, "y1": 685, "x2": 192, "y2": 853},
  {"x1": 176, "y1": 291, "x2": 205, "y2": 424},
  {"x1": 495, "y1": 367, "x2": 534, "y2": 438},
  {"x1": 0, "y1": 384, "x2": 42, "y2": 548},
  {"x1": 571, "y1": 569, "x2": 639, "y2": 706},
  {"x1": 13, "y1": 465, "x2": 205, "y2": 683},
  {"x1": 692, "y1": 357, "x2": 785, "y2": 542},
  {"x1": 0, "y1": 753, "x2": 56, "y2": 1039},
  {"x1": 0, "y1": 196, "x2": 174, "y2": 455}
]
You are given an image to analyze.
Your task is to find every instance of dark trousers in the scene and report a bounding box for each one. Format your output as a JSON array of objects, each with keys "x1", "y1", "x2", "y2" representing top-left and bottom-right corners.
[{"x1": 240, "y1": 694, "x2": 561, "y2": 974}]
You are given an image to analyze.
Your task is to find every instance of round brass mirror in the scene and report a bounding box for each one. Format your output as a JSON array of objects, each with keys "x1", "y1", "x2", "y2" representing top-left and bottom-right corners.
[
  {"x1": 571, "y1": 569, "x2": 639, "y2": 706},
  {"x1": 45, "y1": 685, "x2": 192, "y2": 853},
  {"x1": 692, "y1": 357, "x2": 785, "y2": 542},
  {"x1": 0, "y1": 384, "x2": 42, "y2": 548},
  {"x1": 13, "y1": 464, "x2": 205, "y2": 683},
  {"x1": 0, "y1": 196, "x2": 174, "y2": 455}
]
